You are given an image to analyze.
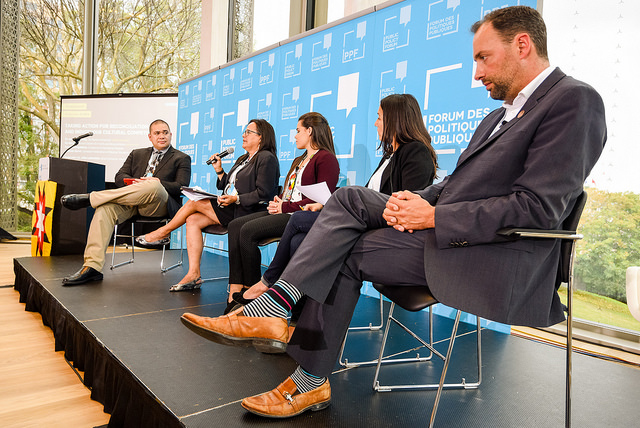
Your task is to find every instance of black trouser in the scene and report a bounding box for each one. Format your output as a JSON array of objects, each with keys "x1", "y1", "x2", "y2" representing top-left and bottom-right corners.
[{"x1": 227, "y1": 212, "x2": 292, "y2": 287}]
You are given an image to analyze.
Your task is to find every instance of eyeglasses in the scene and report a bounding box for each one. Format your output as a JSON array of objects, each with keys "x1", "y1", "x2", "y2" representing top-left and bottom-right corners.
[{"x1": 243, "y1": 128, "x2": 261, "y2": 136}]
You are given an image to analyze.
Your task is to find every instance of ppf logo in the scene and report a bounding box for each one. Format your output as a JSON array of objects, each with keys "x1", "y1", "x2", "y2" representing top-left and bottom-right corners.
[{"x1": 343, "y1": 21, "x2": 367, "y2": 62}]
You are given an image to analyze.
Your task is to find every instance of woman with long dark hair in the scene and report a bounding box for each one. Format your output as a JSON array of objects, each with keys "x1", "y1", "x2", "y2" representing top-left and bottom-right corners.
[
  {"x1": 231, "y1": 93, "x2": 437, "y2": 308},
  {"x1": 221, "y1": 112, "x2": 340, "y2": 312}
]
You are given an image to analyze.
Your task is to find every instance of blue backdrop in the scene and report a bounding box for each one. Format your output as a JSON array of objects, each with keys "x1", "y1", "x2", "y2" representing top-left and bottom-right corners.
[
  {"x1": 174, "y1": 0, "x2": 535, "y2": 331},
  {"x1": 178, "y1": 0, "x2": 534, "y2": 191}
]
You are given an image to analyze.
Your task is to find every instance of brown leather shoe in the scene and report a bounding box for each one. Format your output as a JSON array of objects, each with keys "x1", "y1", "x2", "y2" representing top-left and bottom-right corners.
[
  {"x1": 241, "y1": 377, "x2": 331, "y2": 418},
  {"x1": 180, "y1": 311, "x2": 289, "y2": 353}
]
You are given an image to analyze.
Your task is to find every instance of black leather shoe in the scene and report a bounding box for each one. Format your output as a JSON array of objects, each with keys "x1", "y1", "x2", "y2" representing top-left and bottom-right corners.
[
  {"x1": 232, "y1": 291, "x2": 254, "y2": 306},
  {"x1": 62, "y1": 266, "x2": 103, "y2": 286},
  {"x1": 224, "y1": 300, "x2": 242, "y2": 315},
  {"x1": 61, "y1": 194, "x2": 91, "y2": 210}
]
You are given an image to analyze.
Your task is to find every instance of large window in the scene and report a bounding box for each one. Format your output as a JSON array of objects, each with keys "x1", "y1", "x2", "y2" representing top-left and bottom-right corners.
[
  {"x1": 253, "y1": 0, "x2": 290, "y2": 51},
  {"x1": 543, "y1": 1, "x2": 640, "y2": 338},
  {"x1": 327, "y1": 0, "x2": 379, "y2": 23},
  {"x1": 17, "y1": 0, "x2": 201, "y2": 231}
]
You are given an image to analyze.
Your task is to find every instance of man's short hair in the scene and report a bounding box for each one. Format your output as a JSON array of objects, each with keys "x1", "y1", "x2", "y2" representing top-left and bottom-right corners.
[
  {"x1": 471, "y1": 6, "x2": 548, "y2": 61},
  {"x1": 149, "y1": 119, "x2": 170, "y2": 133}
]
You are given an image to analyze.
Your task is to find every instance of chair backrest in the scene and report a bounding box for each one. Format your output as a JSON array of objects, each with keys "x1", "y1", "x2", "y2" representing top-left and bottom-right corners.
[{"x1": 557, "y1": 190, "x2": 588, "y2": 284}]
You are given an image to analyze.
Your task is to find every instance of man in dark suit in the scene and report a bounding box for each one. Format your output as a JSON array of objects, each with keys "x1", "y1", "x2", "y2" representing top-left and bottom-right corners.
[
  {"x1": 61, "y1": 119, "x2": 191, "y2": 285},
  {"x1": 181, "y1": 6, "x2": 607, "y2": 418}
]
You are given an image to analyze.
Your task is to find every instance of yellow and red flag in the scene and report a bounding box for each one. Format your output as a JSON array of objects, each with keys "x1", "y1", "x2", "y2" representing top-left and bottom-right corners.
[{"x1": 31, "y1": 180, "x2": 58, "y2": 256}]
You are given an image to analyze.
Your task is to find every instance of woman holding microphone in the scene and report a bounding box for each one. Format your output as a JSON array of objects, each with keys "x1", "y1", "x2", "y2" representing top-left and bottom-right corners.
[
  {"x1": 137, "y1": 119, "x2": 280, "y2": 291},
  {"x1": 223, "y1": 112, "x2": 340, "y2": 313}
]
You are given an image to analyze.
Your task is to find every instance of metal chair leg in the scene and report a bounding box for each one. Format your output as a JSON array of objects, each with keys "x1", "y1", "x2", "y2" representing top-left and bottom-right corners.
[
  {"x1": 200, "y1": 231, "x2": 229, "y2": 282},
  {"x1": 338, "y1": 291, "x2": 392, "y2": 368},
  {"x1": 566, "y1": 244, "x2": 577, "y2": 428},
  {"x1": 340, "y1": 303, "x2": 434, "y2": 369},
  {"x1": 110, "y1": 222, "x2": 135, "y2": 269},
  {"x1": 160, "y1": 242, "x2": 183, "y2": 272},
  {"x1": 429, "y1": 310, "x2": 462, "y2": 428},
  {"x1": 160, "y1": 224, "x2": 184, "y2": 272},
  {"x1": 372, "y1": 309, "x2": 481, "y2": 392},
  {"x1": 348, "y1": 290, "x2": 385, "y2": 331}
]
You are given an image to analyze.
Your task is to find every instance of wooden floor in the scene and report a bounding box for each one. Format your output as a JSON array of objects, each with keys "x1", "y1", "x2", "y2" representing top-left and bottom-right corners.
[
  {"x1": 3, "y1": 236, "x2": 638, "y2": 427},
  {"x1": 0, "y1": 238, "x2": 110, "y2": 428}
]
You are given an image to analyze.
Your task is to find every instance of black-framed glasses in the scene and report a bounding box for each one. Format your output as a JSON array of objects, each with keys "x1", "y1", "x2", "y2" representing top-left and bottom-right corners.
[{"x1": 243, "y1": 128, "x2": 261, "y2": 136}]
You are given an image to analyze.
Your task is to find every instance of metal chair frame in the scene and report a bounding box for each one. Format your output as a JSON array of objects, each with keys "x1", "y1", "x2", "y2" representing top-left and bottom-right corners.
[
  {"x1": 200, "y1": 224, "x2": 231, "y2": 282},
  {"x1": 339, "y1": 190, "x2": 587, "y2": 427},
  {"x1": 339, "y1": 301, "x2": 434, "y2": 368},
  {"x1": 110, "y1": 216, "x2": 183, "y2": 272},
  {"x1": 372, "y1": 304, "x2": 482, "y2": 394},
  {"x1": 497, "y1": 190, "x2": 588, "y2": 428},
  {"x1": 344, "y1": 286, "x2": 385, "y2": 332},
  {"x1": 340, "y1": 283, "x2": 481, "y2": 428}
]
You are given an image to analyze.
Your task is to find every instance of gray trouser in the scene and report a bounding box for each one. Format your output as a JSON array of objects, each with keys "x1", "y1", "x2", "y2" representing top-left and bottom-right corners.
[{"x1": 282, "y1": 186, "x2": 429, "y2": 376}]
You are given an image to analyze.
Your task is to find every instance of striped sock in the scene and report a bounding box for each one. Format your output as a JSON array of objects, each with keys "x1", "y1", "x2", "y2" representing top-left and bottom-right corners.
[
  {"x1": 290, "y1": 366, "x2": 327, "y2": 394},
  {"x1": 242, "y1": 279, "x2": 303, "y2": 319}
]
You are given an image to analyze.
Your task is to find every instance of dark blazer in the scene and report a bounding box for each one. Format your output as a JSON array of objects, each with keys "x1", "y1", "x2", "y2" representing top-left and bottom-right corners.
[
  {"x1": 114, "y1": 146, "x2": 192, "y2": 216},
  {"x1": 366, "y1": 140, "x2": 435, "y2": 195},
  {"x1": 418, "y1": 68, "x2": 607, "y2": 326},
  {"x1": 217, "y1": 150, "x2": 280, "y2": 218},
  {"x1": 280, "y1": 149, "x2": 340, "y2": 213}
]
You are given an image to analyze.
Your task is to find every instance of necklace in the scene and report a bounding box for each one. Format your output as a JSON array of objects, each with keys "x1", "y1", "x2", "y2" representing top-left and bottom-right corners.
[{"x1": 300, "y1": 150, "x2": 316, "y2": 167}]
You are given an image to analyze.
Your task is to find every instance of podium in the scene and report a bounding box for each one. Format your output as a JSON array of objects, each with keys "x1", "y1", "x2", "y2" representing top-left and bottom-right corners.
[{"x1": 38, "y1": 157, "x2": 105, "y2": 255}]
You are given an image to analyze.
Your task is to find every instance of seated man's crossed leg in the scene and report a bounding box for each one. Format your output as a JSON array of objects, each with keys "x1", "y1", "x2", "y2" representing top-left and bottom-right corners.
[
  {"x1": 181, "y1": 186, "x2": 428, "y2": 417},
  {"x1": 63, "y1": 180, "x2": 168, "y2": 285}
]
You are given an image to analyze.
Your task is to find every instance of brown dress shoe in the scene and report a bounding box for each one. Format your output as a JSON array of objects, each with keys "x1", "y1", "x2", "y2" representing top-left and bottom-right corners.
[
  {"x1": 180, "y1": 311, "x2": 289, "y2": 353},
  {"x1": 241, "y1": 377, "x2": 331, "y2": 418}
]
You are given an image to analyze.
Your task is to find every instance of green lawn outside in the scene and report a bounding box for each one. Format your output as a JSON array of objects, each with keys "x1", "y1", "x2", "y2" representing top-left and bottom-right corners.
[{"x1": 558, "y1": 285, "x2": 640, "y2": 331}]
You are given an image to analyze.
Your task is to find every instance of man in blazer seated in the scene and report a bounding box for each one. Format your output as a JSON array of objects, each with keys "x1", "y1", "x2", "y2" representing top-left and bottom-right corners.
[
  {"x1": 180, "y1": 6, "x2": 607, "y2": 418},
  {"x1": 61, "y1": 119, "x2": 191, "y2": 285}
]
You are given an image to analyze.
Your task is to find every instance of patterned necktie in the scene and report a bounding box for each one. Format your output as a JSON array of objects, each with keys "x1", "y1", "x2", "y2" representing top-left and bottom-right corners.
[{"x1": 145, "y1": 150, "x2": 162, "y2": 177}]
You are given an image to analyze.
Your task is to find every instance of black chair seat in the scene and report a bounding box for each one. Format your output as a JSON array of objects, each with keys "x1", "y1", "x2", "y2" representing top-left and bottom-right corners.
[
  {"x1": 202, "y1": 224, "x2": 228, "y2": 235},
  {"x1": 133, "y1": 215, "x2": 168, "y2": 224},
  {"x1": 201, "y1": 224, "x2": 279, "y2": 246},
  {"x1": 373, "y1": 284, "x2": 437, "y2": 312}
]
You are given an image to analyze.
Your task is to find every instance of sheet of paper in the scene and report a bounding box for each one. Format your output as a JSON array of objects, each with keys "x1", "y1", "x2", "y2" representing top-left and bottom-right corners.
[
  {"x1": 181, "y1": 186, "x2": 217, "y2": 201},
  {"x1": 298, "y1": 181, "x2": 332, "y2": 206}
]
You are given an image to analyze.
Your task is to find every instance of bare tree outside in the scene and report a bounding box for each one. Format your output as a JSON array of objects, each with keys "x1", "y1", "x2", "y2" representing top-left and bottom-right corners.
[
  {"x1": 17, "y1": 0, "x2": 200, "y2": 229},
  {"x1": 230, "y1": 0, "x2": 253, "y2": 60}
]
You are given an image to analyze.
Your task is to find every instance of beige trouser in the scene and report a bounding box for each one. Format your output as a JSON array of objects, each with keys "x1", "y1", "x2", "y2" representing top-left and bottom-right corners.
[{"x1": 83, "y1": 180, "x2": 169, "y2": 271}]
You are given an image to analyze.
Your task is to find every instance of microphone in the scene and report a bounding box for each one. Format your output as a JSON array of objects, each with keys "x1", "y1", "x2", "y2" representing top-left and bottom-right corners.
[
  {"x1": 61, "y1": 132, "x2": 94, "y2": 158},
  {"x1": 206, "y1": 146, "x2": 235, "y2": 165},
  {"x1": 72, "y1": 132, "x2": 94, "y2": 143}
]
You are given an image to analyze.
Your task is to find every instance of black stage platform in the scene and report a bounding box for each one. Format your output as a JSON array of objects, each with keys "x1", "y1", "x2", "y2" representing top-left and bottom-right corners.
[{"x1": 13, "y1": 251, "x2": 640, "y2": 427}]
